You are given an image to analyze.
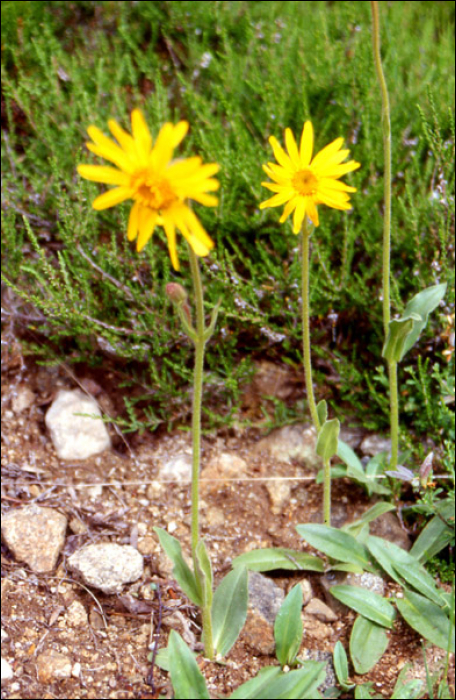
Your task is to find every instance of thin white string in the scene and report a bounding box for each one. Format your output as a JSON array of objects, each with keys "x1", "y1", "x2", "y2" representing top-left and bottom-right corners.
[{"x1": 2, "y1": 474, "x2": 452, "y2": 488}]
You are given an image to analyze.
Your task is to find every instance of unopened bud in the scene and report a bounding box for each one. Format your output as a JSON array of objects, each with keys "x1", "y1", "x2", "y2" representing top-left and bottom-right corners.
[
  {"x1": 419, "y1": 452, "x2": 434, "y2": 488},
  {"x1": 166, "y1": 282, "x2": 188, "y2": 304}
]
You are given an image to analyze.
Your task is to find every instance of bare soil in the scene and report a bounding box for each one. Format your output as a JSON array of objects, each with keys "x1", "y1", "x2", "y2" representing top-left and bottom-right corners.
[{"x1": 1, "y1": 348, "x2": 454, "y2": 699}]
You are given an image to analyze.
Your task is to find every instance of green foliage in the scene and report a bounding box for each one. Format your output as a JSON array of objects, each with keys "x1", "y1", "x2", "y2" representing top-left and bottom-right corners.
[{"x1": 1, "y1": 0, "x2": 454, "y2": 440}]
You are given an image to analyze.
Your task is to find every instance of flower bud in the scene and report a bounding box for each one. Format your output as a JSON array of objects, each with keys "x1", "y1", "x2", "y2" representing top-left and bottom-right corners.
[{"x1": 166, "y1": 283, "x2": 188, "y2": 304}]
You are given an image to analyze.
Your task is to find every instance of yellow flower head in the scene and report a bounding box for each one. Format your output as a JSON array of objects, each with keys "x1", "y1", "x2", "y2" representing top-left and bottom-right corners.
[
  {"x1": 260, "y1": 121, "x2": 360, "y2": 232},
  {"x1": 77, "y1": 109, "x2": 220, "y2": 270}
]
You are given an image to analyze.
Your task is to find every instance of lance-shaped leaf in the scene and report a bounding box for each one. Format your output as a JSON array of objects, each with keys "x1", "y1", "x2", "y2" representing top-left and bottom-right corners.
[
  {"x1": 382, "y1": 283, "x2": 447, "y2": 362},
  {"x1": 167, "y1": 630, "x2": 210, "y2": 699},
  {"x1": 212, "y1": 566, "x2": 248, "y2": 657},
  {"x1": 297, "y1": 524, "x2": 374, "y2": 570},
  {"x1": 195, "y1": 540, "x2": 213, "y2": 610},
  {"x1": 316, "y1": 418, "x2": 340, "y2": 461},
  {"x1": 350, "y1": 615, "x2": 389, "y2": 674},
  {"x1": 153, "y1": 527, "x2": 201, "y2": 606},
  {"x1": 330, "y1": 585, "x2": 396, "y2": 628},
  {"x1": 274, "y1": 584, "x2": 303, "y2": 666},
  {"x1": 316, "y1": 399, "x2": 328, "y2": 427},
  {"x1": 396, "y1": 589, "x2": 454, "y2": 652},
  {"x1": 232, "y1": 548, "x2": 324, "y2": 572}
]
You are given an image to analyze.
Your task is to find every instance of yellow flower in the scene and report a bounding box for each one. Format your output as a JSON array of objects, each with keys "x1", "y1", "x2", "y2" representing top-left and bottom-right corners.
[
  {"x1": 260, "y1": 121, "x2": 360, "y2": 232},
  {"x1": 77, "y1": 109, "x2": 219, "y2": 270}
]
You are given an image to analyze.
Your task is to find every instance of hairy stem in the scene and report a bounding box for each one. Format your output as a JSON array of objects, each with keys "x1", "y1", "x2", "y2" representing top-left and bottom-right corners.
[{"x1": 371, "y1": 1, "x2": 399, "y2": 469}]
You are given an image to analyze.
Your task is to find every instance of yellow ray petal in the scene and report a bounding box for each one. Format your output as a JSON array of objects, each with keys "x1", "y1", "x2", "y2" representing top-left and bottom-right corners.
[
  {"x1": 260, "y1": 190, "x2": 294, "y2": 209},
  {"x1": 172, "y1": 121, "x2": 189, "y2": 147},
  {"x1": 77, "y1": 164, "x2": 130, "y2": 186},
  {"x1": 285, "y1": 128, "x2": 301, "y2": 168},
  {"x1": 87, "y1": 126, "x2": 135, "y2": 172},
  {"x1": 162, "y1": 216, "x2": 179, "y2": 270},
  {"x1": 279, "y1": 195, "x2": 300, "y2": 223},
  {"x1": 292, "y1": 196, "x2": 307, "y2": 233},
  {"x1": 127, "y1": 201, "x2": 140, "y2": 241},
  {"x1": 108, "y1": 119, "x2": 136, "y2": 157},
  {"x1": 136, "y1": 208, "x2": 158, "y2": 251},
  {"x1": 299, "y1": 121, "x2": 314, "y2": 166},
  {"x1": 92, "y1": 187, "x2": 131, "y2": 210},
  {"x1": 269, "y1": 135, "x2": 294, "y2": 171},
  {"x1": 317, "y1": 160, "x2": 361, "y2": 178},
  {"x1": 131, "y1": 109, "x2": 152, "y2": 164},
  {"x1": 310, "y1": 137, "x2": 345, "y2": 169}
]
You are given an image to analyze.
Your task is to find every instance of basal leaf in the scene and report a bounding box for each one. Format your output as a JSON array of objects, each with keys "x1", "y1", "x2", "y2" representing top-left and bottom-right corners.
[
  {"x1": 349, "y1": 615, "x2": 389, "y2": 674},
  {"x1": 396, "y1": 589, "x2": 454, "y2": 652},
  {"x1": 330, "y1": 585, "x2": 396, "y2": 628},
  {"x1": 212, "y1": 566, "x2": 248, "y2": 657},
  {"x1": 232, "y1": 548, "x2": 324, "y2": 572},
  {"x1": 296, "y1": 524, "x2": 373, "y2": 571},
  {"x1": 274, "y1": 584, "x2": 303, "y2": 666},
  {"x1": 168, "y1": 630, "x2": 210, "y2": 700}
]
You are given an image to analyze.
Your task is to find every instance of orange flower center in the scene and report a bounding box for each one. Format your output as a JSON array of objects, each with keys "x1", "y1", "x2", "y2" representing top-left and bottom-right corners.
[
  {"x1": 292, "y1": 169, "x2": 319, "y2": 196},
  {"x1": 130, "y1": 169, "x2": 177, "y2": 210}
]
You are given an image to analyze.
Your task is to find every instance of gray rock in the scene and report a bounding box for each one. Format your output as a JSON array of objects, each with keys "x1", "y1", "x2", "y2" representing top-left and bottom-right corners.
[
  {"x1": 265, "y1": 478, "x2": 291, "y2": 514},
  {"x1": 159, "y1": 453, "x2": 192, "y2": 482},
  {"x1": 254, "y1": 424, "x2": 322, "y2": 469},
  {"x1": 360, "y1": 434, "x2": 392, "y2": 457},
  {"x1": 37, "y1": 650, "x2": 72, "y2": 683},
  {"x1": 45, "y1": 389, "x2": 111, "y2": 460},
  {"x1": 67, "y1": 543, "x2": 144, "y2": 594},
  {"x1": 200, "y1": 452, "x2": 248, "y2": 496},
  {"x1": 11, "y1": 384, "x2": 35, "y2": 413},
  {"x1": 304, "y1": 598, "x2": 338, "y2": 622},
  {"x1": 369, "y1": 511, "x2": 411, "y2": 551},
  {"x1": 241, "y1": 572, "x2": 285, "y2": 655},
  {"x1": 1, "y1": 505, "x2": 67, "y2": 572}
]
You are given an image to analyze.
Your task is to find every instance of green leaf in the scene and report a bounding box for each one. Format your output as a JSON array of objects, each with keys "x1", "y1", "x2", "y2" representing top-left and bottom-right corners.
[
  {"x1": 365, "y1": 536, "x2": 403, "y2": 585},
  {"x1": 153, "y1": 527, "x2": 201, "y2": 606},
  {"x1": 212, "y1": 566, "x2": 248, "y2": 657},
  {"x1": 229, "y1": 667, "x2": 282, "y2": 699},
  {"x1": 354, "y1": 683, "x2": 380, "y2": 699},
  {"x1": 333, "y1": 640, "x2": 353, "y2": 690},
  {"x1": 316, "y1": 418, "x2": 340, "y2": 461},
  {"x1": 382, "y1": 316, "x2": 417, "y2": 362},
  {"x1": 396, "y1": 589, "x2": 454, "y2": 652},
  {"x1": 330, "y1": 585, "x2": 396, "y2": 628},
  {"x1": 167, "y1": 630, "x2": 210, "y2": 700},
  {"x1": 274, "y1": 584, "x2": 303, "y2": 667},
  {"x1": 296, "y1": 524, "x2": 374, "y2": 571},
  {"x1": 195, "y1": 540, "x2": 213, "y2": 609},
  {"x1": 342, "y1": 502, "x2": 396, "y2": 537},
  {"x1": 382, "y1": 283, "x2": 447, "y2": 361},
  {"x1": 232, "y1": 548, "x2": 324, "y2": 572},
  {"x1": 366, "y1": 536, "x2": 444, "y2": 606},
  {"x1": 349, "y1": 615, "x2": 389, "y2": 674},
  {"x1": 336, "y1": 440, "x2": 390, "y2": 495},
  {"x1": 410, "y1": 504, "x2": 455, "y2": 562},
  {"x1": 316, "y1": 399, "x2": 328, "y2": 427},
  {"x1": 251, "y1": 662, "x2": 326, "y2": 699}
]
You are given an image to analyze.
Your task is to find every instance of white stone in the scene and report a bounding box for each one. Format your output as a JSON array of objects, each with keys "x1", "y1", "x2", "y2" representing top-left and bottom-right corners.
[
  {"x1": 45, "y1": 389, "x2": 111, "y2": 460},
  {"x1": 1, "y1": 657, "x2": 13, "y2": 684},
  {"x1": 67, "y1": 543, "x2": 144, "y2": 594}
]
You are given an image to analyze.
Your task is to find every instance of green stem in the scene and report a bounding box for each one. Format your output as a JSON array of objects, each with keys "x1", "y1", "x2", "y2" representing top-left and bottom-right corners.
[
  {"x1": 188, "y1": 246, "x2": 206, "y2": 564},
  {"x1": 323, "y1": 457, "x2": 331, "y2": 527},
  {"x1": 388, "y1": 360, "x2": 399, "y2": 470},
  {"x1": 371, "y1": 1, "x2": 399, "y2": 469},
  {"x1": 187, "y1": 245, "x2": 215, "y2": 660},
  {"x1": 301, "y1": 219, "x2": 321, "y2": 432}
]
